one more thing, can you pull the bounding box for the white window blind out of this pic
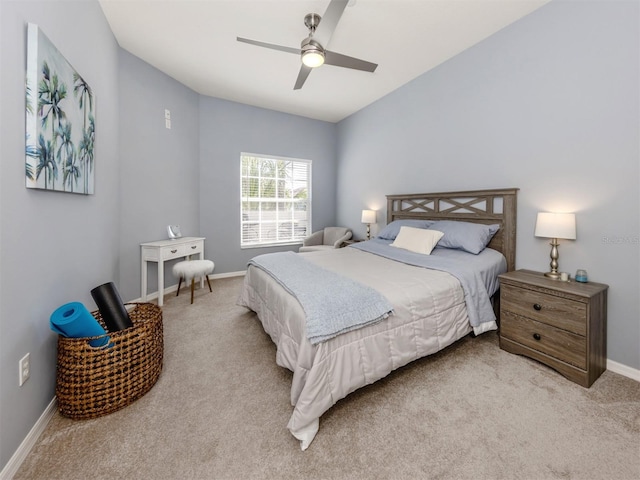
[240,153,311,247]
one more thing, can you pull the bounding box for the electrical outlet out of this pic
[19,353,30,386]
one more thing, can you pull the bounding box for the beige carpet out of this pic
[15,276,640,480]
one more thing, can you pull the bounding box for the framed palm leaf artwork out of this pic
[25,23,95,194]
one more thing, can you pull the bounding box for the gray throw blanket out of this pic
[248,252,394,344]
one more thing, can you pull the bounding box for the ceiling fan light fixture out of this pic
[302,49,325,68]
[301,37,325,68]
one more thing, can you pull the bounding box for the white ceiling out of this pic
[98,0,550,123]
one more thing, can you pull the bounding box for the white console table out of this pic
[140,237,205,307]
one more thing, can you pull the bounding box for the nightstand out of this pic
[498,269,608,387]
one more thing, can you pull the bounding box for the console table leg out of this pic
[157,259,164,307]
[141,260,148,302]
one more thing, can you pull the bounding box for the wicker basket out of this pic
[55,302,163,419]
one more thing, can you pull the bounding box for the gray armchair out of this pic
[299,227,352,252]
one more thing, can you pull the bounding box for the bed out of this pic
[238,188,518,450]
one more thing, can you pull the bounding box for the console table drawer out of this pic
[162,245,186,260]
[185,241,203,255]
[501,311,587,369]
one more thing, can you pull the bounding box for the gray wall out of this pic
[118,49,201,301]
[198,96,338,273]
[0,0,120,470]
[336,0,639,369]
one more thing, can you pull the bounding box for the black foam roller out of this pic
[90,282,133,332]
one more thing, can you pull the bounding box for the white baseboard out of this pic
[0,397,57,480]
[607,359,640,382]
[212,270,246,279]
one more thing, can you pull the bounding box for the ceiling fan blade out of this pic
[324,50,378,72]
[293,65,313,90]
[313,0,348,46]
[236,37,300,55]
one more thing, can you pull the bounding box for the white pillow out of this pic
[390,226,444,255]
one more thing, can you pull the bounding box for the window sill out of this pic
[241,241,303,250]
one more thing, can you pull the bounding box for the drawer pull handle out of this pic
[191,245,197,249]
[533,333,541,341]
[533,303,542,311]
[170,249,177,254]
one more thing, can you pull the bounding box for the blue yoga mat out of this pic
[50,302,110,348]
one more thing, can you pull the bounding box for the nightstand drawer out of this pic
[502,285,586,336]
[501,311,587,369]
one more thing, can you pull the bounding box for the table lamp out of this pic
[534,212,576,279]
[361,210,376,240]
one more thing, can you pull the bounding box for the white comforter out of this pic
[238,247,481,450]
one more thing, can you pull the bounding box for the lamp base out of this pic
[544,238,561,280]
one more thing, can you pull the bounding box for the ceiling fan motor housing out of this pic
[301,37,324,53]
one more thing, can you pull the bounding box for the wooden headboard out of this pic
[386,188,519,272]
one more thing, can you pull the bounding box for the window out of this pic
[240,153,311,247]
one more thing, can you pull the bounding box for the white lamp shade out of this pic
[361,209,376,224]
[534,212,576,240]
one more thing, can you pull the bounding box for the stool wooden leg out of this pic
[206,275,212,292]
[190,278,195,304]
[176,277,183,296]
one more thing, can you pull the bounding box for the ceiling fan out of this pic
[237,0,378,90]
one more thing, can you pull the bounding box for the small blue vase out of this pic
[575,269,588,283]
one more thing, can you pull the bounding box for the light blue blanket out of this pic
[248,252,394,345]
[350,239,506,328]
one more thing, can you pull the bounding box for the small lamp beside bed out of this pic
[361,209,376,240]
[534,212,576,280]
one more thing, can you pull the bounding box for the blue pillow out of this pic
[428,221,500,254]
[377,219,435,240]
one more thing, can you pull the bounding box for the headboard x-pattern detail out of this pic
[386,188,519,272]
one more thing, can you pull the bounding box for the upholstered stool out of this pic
[172,259,214,304]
